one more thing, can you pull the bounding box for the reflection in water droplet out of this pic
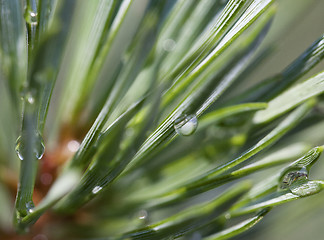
[174,114,198,136]
[280,167,308,189]
[92,186,102,194]
[162,39,176,52]
[15,132,45,160]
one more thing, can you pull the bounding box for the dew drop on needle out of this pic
[289,180,323,197]
[26,10,38,26]
[174,114,198,136]
[15,132,45,160]
[35,132,45,160]
[15,136,24,160]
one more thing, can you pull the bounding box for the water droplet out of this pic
[15,136,24,160]
[174,114,198,136]
[15,132,45,160]
[136,210,150,225]
[138,210,148,220]
[279,167,308,189]
[25,9,38,26]
[162,39,176,52]
[67,140,80,153]
[30,13,37,24]
[289,180,323,197]
[26,92,35,104]
[224,213,231,220]
[35,132,45,160]
[26,201,35,214]
[92,186,102,194]
[20,89,36,105]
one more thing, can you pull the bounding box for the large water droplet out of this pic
[279,167,308,189]
[174,114,198,136]
[15,132,45,160]
[289,180,323,197]
[92,186,102,194]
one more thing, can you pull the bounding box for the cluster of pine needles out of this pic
[0,0,324,239]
